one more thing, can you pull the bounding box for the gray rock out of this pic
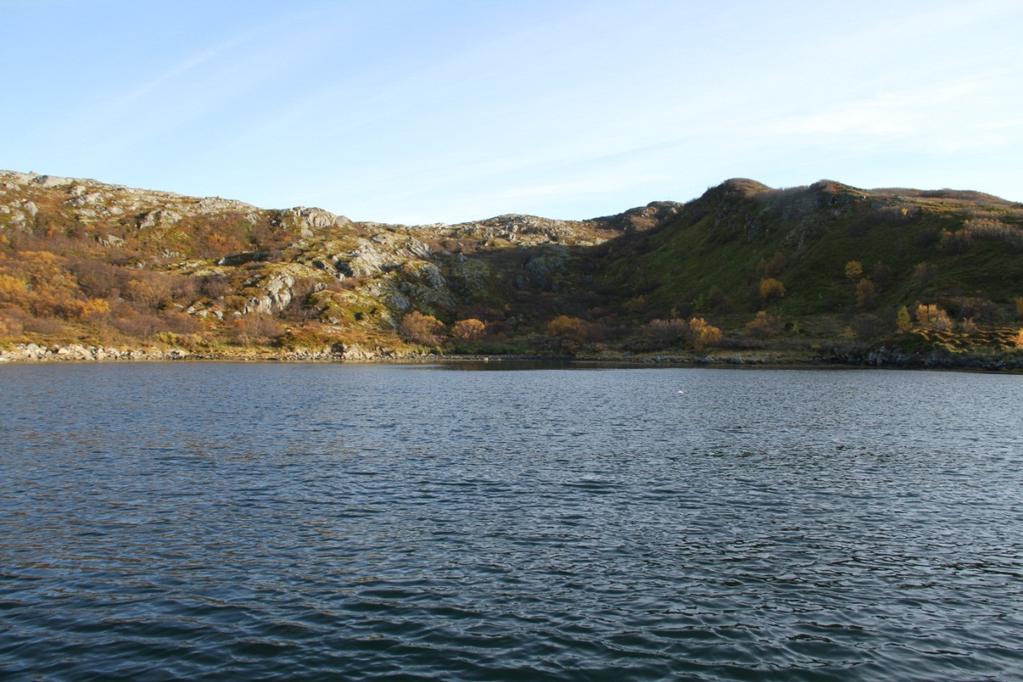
[33,174,74,188]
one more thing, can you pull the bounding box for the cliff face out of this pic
[1,169,1021,364]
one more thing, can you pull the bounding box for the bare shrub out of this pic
[645,318,688,347]
[400,311,446,346]
[855,279,877,310]
[200,274,231,299]
[231,314,284,345]
[69,259,124,298]
[22,316,66,336]
[111,310,168,338]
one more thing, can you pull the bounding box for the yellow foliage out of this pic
[79,298,111,319]
[1015,329,1023,348]
[758,278,785,301]
[896,305,913,332]
[915,304,953,332]
[0,274,28,300]
[688,316,722,349]
[844,260,864,280]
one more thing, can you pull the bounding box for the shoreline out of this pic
[2,342,1021,372]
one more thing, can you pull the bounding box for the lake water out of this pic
[1,363,1022,680]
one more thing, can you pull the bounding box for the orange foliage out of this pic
[758,278,785,301]
[546,315,588,340]
[452,318,486,341]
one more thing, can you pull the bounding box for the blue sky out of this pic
[2,0,1020,222]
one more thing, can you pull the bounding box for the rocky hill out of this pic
[1,170,1021,367]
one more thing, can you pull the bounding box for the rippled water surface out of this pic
[2,363,1022,680]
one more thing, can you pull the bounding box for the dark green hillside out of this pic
[600,179,1023,315]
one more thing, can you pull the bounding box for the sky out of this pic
[1,0,1021,223]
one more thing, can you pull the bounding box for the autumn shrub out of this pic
[960,218,1023,250]
[231,314,284,345]
[758,278,785,302]
[69,259,124,298]
[0,307,24,335]
[915,304,953,332]
[1015,329,1023,349]
[110,310,168,338]
[645,318,688,347]
[452,318,487,341]
[844,260,864,280]
[546,315,589,353]
[1016,297,1023,320]
[687,316,722,350]
[746,311,780,338]
[22,316,66,336]
[125,274,174,309]
[200,274,231,299]
[400,311,446,346]
[855,278,877,309]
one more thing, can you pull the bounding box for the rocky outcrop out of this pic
[0,343,191,362]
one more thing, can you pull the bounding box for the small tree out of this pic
[844,260,864,280]
[915,304,953,332]
[855,278,877,310]
[400,311,446,346]
[896,305,913,332]
[758,278,785,302]
[546,315,589,353]
[452,318,486,341]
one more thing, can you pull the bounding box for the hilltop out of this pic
[1,170,1021,367]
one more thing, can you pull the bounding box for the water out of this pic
[1,363,1022,680]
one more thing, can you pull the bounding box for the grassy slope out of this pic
[599,181,1023,319]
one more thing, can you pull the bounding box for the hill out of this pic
[1,170,1021,367]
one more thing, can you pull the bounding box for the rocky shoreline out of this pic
[0,342,425,364]
[2,342,1021,371]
